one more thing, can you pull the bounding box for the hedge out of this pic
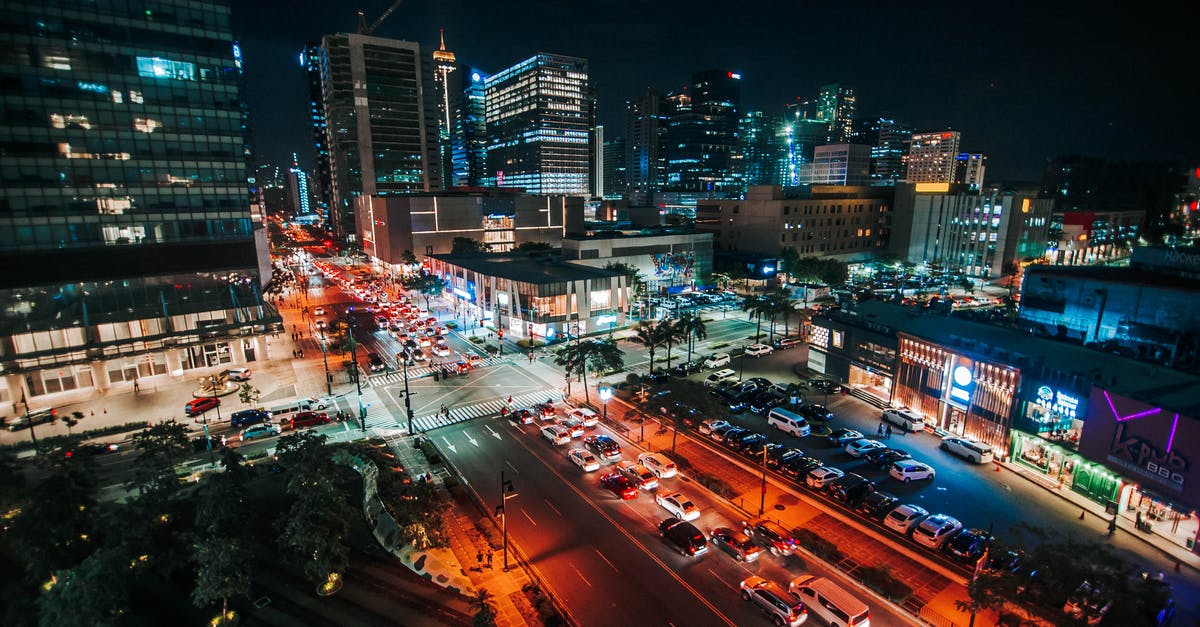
[791,527,844,562]
[0,420,150,453]
[693,471,737,499]
[856,565,913,602]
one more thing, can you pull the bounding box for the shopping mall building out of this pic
[810,300,1200,553]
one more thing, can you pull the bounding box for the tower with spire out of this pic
[433,29,457,189]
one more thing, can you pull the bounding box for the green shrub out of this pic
[469,336,484,344]
[0,420,150,453]
[857,565,912,602]
[710,342,729,349]
[484,344,499,355]
[625,373,641,386]
[415,438,443,465]
[445,321,458,329]
[791,527,844,562]
[693,472,737,498]
[516,338,546,349]
[667,451,691,470]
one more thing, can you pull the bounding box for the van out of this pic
[773,336,804,350]
[881,407,925,433]
[7,408,56,431]
[704,369,738,388]
[768,407,811,437]
[267,396,329,418]
[789,575,871,627]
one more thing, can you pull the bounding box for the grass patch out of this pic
[692,471,737,498]
[710,342,730,350]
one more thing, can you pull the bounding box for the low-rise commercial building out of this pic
[1047,209,1143,266]
[561,229,713,295]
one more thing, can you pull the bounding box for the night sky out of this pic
[235,0,1198,182]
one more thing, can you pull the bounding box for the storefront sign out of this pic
[596,314,617,326]
[947,358,975,408]
[1036,385,1080,418]
[1109,422,1189,490]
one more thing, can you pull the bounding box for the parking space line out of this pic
[569,562,592,587]
[595,549,619,572]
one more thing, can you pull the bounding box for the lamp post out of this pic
[320,333,331,396]
[202,375,220,468]
[497,470,518,572]
[598,385,613,422]
[759,443,769,516]
[399,352,415,434]
[347,310,366,432]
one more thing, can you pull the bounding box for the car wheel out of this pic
[741,590,752,602]
[735,553,744,562]
[940,442,948,451]
[970,455,979,463]
[773,616,786,626]
[904,477,912,483]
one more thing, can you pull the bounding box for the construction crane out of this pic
[356,0,406,36]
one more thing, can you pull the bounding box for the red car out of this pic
[185,397,220,416]
[599,472,639,500]
[286,411,330,430]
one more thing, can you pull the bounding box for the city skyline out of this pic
[236,0,1196,181]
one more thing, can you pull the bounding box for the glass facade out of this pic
[665,70,741,195]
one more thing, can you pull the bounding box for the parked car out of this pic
[731,432,770,454]
[240,423,281,442]
[944,528,994,564]
[659,517,708,557]
[767,446,805,469]
[185,397,220,416]
[699,419,731,435]
[826,428,863,446]
[940,436,995,464]
[805,466,845,490]
[708,423,736,442]
[599,472,638,500]
[556,417,586,439]
[883,503,929,535]
[639,452,678,479]
[855,490,900,520]
[744,343,774,357]
[772,336,804,350]
[567,448,601,472]
[656,492,700,521]
[798,404,834,423]
[615,461,658,490]
[670,360,703,377]
[844,438,887,458]
[742,519,798,556]
[780,456,823,480]
[864,447,912,468]
[223,367,252,381]
[703,369,739,388]
[912,513,963,549]
[710,527,762,563]
[808,379,843,394]
[739,576,808,627]
[882,407,926,433]
[828,473,875,504]
[890,459,936,483]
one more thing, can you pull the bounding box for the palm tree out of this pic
[471,588,497,627]
[553,343,588,398]
[587,340,625,382]
[741,294,768,340]
[556,339,623,404]
[662,319,684,371]
[762,291,792,343]
[677,312,708,363]
[632,321,665,374]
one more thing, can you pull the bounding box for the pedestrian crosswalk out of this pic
[365,355,512,387]
[408,390,559,433]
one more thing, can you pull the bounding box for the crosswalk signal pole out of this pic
[498,470,518,572]
[403,355,415,434]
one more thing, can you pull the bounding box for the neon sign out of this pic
[1036,385,1080,418]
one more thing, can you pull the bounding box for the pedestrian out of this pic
[508,395,514,404]
[133,379,140,392]
[1108,516,1118,536]
[299,349,304,358]
[500,406,508,418]
[877,422,884,437]
[486,551,493,568]
[885,424,893,439]
[476,550,483,564]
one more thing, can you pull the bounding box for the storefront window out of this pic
[849,364,892,403]
[1019,385,1084,450]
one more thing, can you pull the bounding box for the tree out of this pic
[661,319,684,371]
[677,312,708,364]
[237,382,260,405]
[761,291,793,343]
[472,588,498,627]
[37,547,131,627]
[411,273,447,310]
[631,321,665,374]
[741,294,768,339]
[778,246,800,281]
[513,241,554,253]
[818,258,848,286]
[450,237,490,254]
[554,339,623,404]
[4,466,97,581]
[191,450,253,622]
[400,249,418,265]
[274,431,351,586]
[1002,259,1022,299]
[586,339,625,381]
[130,420,190,499]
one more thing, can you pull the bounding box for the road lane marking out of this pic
[544,498,562,516]
[521,508,537,526]
[464,430,479,447]
[506,460,520,474]
[708,569,737,592]
[485,424,501,440]
[594,549,618,572]
[569,563,592,587]
[441,436,457,453]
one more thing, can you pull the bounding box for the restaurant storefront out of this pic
[807,315,898,406]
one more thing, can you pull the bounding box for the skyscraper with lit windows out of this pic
[0,0,277,416]
[817,83,856,143]
[666,69,742,196]
[484,53,593,195]
[906,131,962,184]
[452,66,488,187]
[432,30,457,191]
[301,41,331,219]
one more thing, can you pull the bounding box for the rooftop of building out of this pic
[821,300,1200,416]
[1023,263,1200,291]
[430,252,621,284]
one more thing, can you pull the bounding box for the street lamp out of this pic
[320,332,331,396]
[496,470,518,572]
[598,385,613,422]
[397,352,415,434]
[759,443,769,516]
[346,309,366,433]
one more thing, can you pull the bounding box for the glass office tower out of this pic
[0,0,277,413]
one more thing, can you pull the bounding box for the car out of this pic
[890,459,936,483]
[912,513,963,549]
[855,490,900,520]
[882,503,929,535]
[742,519,798,556]
[615,461,659,490]
[845,438,887,458]
[744,343,774,357]
[828,473,875,504]
[534,402,557,420]
[808,378,843,394]
[700,350,729,365]
[315,319,328,330]
[409,348,427,361]
[944,528,994,564]
[699,418,731,435]
[864,447,912,468]
[67,442,121,457]
[669,360,703,377]
[465,354,484,368]
[710,527,762,563]
[981,548,1024,576]
[240,423,281,441]
[703,368,739,388]
[748,390,786,414]
[798,404,834,423]
[185,397,220,416]
[599,472,639,499]
[739,576,808,627]
[659,517,708,557]
[556,417,585,438]
[367,353,386,372]
[417,336,433,348]
[432,344,452,357]
[511,408,535,425]
[732,432,770,454]
[708,423,736,442]
[230,408,271,428]
[772,336,804,350]
[881,407,926,433]
[826,428,863,446]
[286,411,330,430]
[567,448,601,472]
[743,439,780,459]
[726,390,759,412]
[541,425,570,446]
[583,434,621,462]
[638,452,678,479]
[568,407,599,427]
[805,466,845,490]
[766,446,804,469]
[223,367,252,381]
[780,456,823,480]
[721,426,750,446]
[940,436,995,464]
[655,492,700,521]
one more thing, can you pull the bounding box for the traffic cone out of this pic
[1079,509,1086,521]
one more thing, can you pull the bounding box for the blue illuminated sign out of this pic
[947,361,975,408]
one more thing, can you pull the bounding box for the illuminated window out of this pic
[589,290,610,310]
[133,117,160,133]
[832,330,844,349]
[136,56,196,81]
[49,114,92,130]
[42,52,71,70]
[129,90,144,104]
[111,90,124,103]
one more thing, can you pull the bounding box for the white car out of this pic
[699,419,730,435]
[418,336,433,348]
[432,344,452,357]
[703,353,731,368]
[882,407,926,433]
[805,466,844,490]
[744,343,774,357]
[557,417,585,439]
[845,438,887,458]
[883,504,929,535]
[638,452,678,479]
[940,436,995,464]
[615,461,659,490]
[541,425,570,446]
[704,369,739,388]
[912,513,963,549]
[568,448,601,472]
[224,367,252,382]
[315,320,328,330]
[568,407,599,428]
[313,306,326,316]
[656,492,700,521]
[890,459,936,483]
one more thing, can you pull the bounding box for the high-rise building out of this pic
[740,111,786,187]
[318,33,442,242]
[780,104,829,186]
[432,29,457,191]
[602,135,628,198]
[906,131,961,184]
[0,0,278,414]
[484,53,593,195]
[797,144,872,186]
[867,117,912,185]
[666,70,742,195]
[286,154,313,215]
[953,153,987,190]
[301,42,331,219]
[593,125,606,198]
[817,83,856,143]
[626,88,671,205]
[451,67,488,187]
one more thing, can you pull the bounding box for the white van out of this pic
[704,369,739,388]
[767,407,811,437]
[881,407,925,433]
[789,575,870,627]
[268,396,333,419]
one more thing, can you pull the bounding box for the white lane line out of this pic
[506,460,520,474]
[569,563,592,587]
[709,569,737,592]
[544,498,562,516]
[595,549,619,572]
[521,508,537,526]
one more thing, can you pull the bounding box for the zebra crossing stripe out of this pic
[407,390,554,432]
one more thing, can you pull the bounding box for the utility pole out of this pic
[403,355,415,434]
[347,312,365,432]
[320,332,331,396]
[497,470,518,572]
[759,443,768,516]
